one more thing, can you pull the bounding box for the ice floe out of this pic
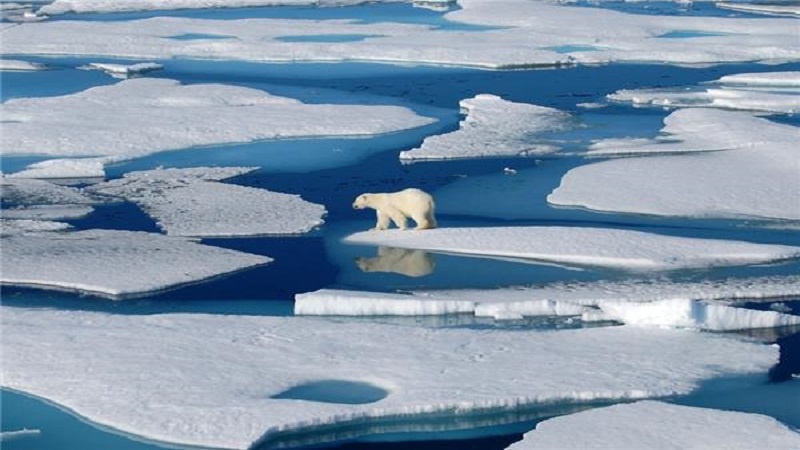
[0,59,46,71]
[5,0,800,68]
[297,275,800,330]
[79,62,163,78]
[88,167,326,236]
[344,226,800,271]
[1,177,99,220]
[608,71,800,114]
[550,109,800,221]
[0,78,436,170]
[399,94,575,161]
[0,229,271,297]
[508,400,800,450]
[7,158,108,180]
[1,306,779,449]
[717,2,800,17]
[38,0,391,15]
[1,219,72,236]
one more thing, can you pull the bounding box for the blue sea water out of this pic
[2,3,800,450]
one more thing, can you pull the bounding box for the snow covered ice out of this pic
[1,78,435,175]
[1,306,781,449]
[344,226,800,271]
[88,167,326,236]
[0,229,271,297]
[550,109,800,222]
[399,94,575,161]
[508,400,800,450]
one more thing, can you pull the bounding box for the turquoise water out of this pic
[3,3,800,450]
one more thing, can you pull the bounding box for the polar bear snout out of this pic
[352,194,369,209]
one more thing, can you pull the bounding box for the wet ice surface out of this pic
[1,305,780,449]
[508,400,800,450]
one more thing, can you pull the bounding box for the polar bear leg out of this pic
[389,211,408,230]
[412,211,436,230]
[375,211,391,230]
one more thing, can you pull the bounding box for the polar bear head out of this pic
[352,193,372,209]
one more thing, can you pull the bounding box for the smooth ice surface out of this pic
[399,94,574,161]
[0,229,271,297]
[88,167,326,236]
[38,0,391,15]
[508,400,800,450]
[551,109,800,221]
[5,0,800,67]
[0,78,435,168]
[344,226,800,271]
[608,71,800,114]
[296,274,800,324]
[1,306,779,449]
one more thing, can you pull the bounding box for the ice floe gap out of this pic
[549,109,800,221]
[0,229,271,297]
[0,78,436,175]
[5,0,800,68]
[608,71,800,114]
[296,275,800,330]
[399,94,576,161]
[344,226,800,271]
[1,306,779,449]
[508,400,800,450]
[88,167,326,236]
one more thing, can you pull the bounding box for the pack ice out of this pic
[1,306,780,449]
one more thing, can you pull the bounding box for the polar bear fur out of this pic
[353,188,436,230]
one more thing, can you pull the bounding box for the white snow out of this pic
[608,72,800,114]
[4,1,800,68]
[344,226,800,271]
[1,219,72,235]
[399,94,575,161]
[38,0,392,15]
[0,59,46,71]
[551,109,800,221]
[0,78,436,169]
[717,2,800,17]
[1,177,99,220]
[296,275,800,330]
[1,205,94,220]
[88,167,326,236]
[508,400,800,450]
[79,62,163,78]
[1,305,779,449]
[7,157,109,179]
[0,229,271,297]
[598,298,800,331]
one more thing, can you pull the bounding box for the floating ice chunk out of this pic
[400,94,574,161]
[0,428,41,442]
[79,62,163,78]
[0,59,46,71]
[6,1,800,68]
[608,72,800,114]
[297,275,800,320]
[1,205,94,220]
[38,0,385,15]
[88,167,326,236]
[551,109,800,221]
[717,2,800,17]
[1,219,72,236]
[0,78,436,166]
[508,400,800,450]
[8,157,109,180]
[0,229,271,297]
[1,306,778,449]
[344,226,800,271]
[598,298,800,331]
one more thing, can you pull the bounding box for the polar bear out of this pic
[352,188,436,230]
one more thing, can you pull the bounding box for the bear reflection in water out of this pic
[355,246,436,278]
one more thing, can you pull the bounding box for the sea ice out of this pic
[608,71,800,114]
[79,62,164,78]
[88,167,326,236]
[717,2,800,17]
[399,94,575,161]
[344,226,800,271]
[1,306,779,449]
[5,1,800,68]
[0,229,271,297]
[1,219,72,236]
[38,0,393,15]
[7,157,108,179]
[0,78,436,170]
[508,400,800,450]
[0,59,46,71]
[1,177,99,220]
[550,109,800,221]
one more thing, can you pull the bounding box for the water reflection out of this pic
[355,247,436,278]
